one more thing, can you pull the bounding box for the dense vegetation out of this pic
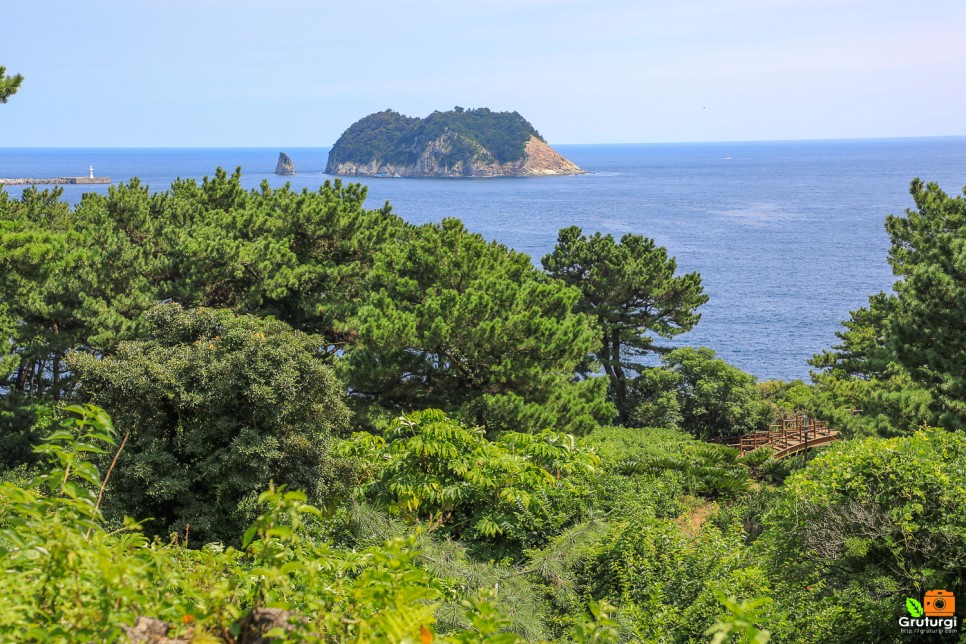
[1,171,965,642]
[325,107,545,171]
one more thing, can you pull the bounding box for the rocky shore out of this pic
[328,135,584,178]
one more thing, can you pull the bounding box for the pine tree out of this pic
[0,66,23,103]
[885,178,966,429]
[344,219,611,434]
[542,226,707,424]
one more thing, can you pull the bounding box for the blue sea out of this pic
[2,138,966,382]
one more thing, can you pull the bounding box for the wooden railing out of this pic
[714,414,839,459]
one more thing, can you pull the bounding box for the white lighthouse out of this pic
[89,165,94,179]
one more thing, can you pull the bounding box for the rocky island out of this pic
[325,107,583,177]
[274,152,295,176]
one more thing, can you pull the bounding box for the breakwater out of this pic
[0,177,111,185]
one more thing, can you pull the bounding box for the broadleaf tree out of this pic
[68,303,352,543]
[542,226,708,424]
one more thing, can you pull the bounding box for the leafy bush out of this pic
[662,347,771,439]
[342,409,599,551]
[757,428,966,641]
[0,405,529,643]
[69,304,352,543]
[580,510,750,639]
[586,425,751,500]
[626,366,683,428]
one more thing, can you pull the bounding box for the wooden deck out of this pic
[718,414,839,459]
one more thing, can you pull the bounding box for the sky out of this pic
[1,0,964,147]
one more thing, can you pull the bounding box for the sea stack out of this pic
[325,108,584,177]
[274,152,296,176]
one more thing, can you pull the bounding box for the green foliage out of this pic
[581,426,691,519]
[758,429,966,640]
[327,107,544,170]
[418,517,614,641]
[0,405,517,643]
[810,179,966,436]
[704,593,772,644]
[0,171,404,409]
[580,508,751,639]
[568,600,619,643]
[343,409,599,550]
[0,66,23,103]
[709,487,781,544]
[164,171,405,346]
[619,441,752,500]
[69,304,352,543]
[764,429,966,589]
[583,424,753,511]
[625,365,683,429]
[659,347,771,439]
[344,218,612,434]
[0,404,148,640]
[542,226,707,424]
[568,425,779,640]
[884,179,966,430]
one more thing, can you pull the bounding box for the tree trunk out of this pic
[52,354,61,401]
[25,359,36,396]
[15,361,28,391]
[611,328,627,425]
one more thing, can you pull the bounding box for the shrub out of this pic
[663,347,771,439]
[758,428,966,641]
[342,409,599,552]
[69,303,352,543]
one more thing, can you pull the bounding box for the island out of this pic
[325,107,583,177]
[274,152,296,176]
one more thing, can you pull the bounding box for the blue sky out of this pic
[2,0,964,146]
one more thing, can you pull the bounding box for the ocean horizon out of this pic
[3,136,966,382]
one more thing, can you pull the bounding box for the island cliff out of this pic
[325,108,583,177]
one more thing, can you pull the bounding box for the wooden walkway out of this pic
[720,414,839,459]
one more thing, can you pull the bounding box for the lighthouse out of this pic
[89,165,94,179]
